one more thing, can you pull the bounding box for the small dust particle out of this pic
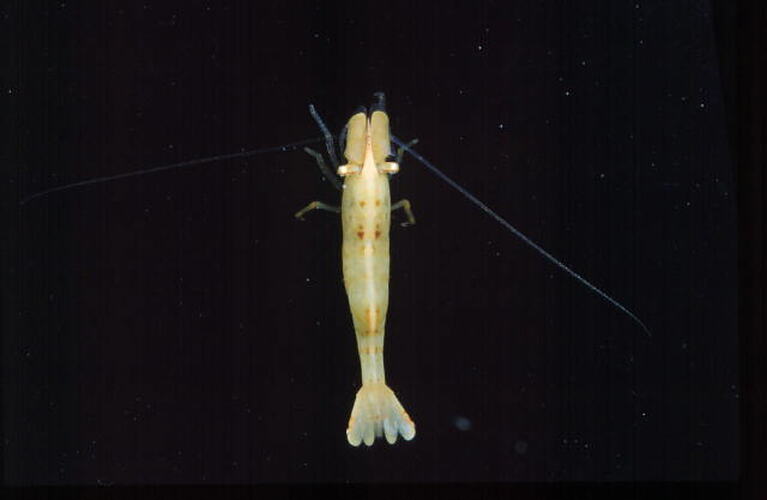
[454,416,472,431]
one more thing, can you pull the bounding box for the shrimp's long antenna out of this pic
[20,137,322,205]
[308,104,341,169]
[391,135,651,338]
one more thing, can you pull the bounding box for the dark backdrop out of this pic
[7,0,738,484]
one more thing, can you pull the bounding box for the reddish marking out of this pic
[359,346,383,354]
[374,230,381,239]
[375,199,381,206]
[357,231,364,239]
[361,328,379,337]
[359,200,366,207]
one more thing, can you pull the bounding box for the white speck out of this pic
[477,45,483,51]
[580,60,587,66]
[305,277,310,282]
[599,173,605,179]
[7,88,13,95]
[498,123,504,130]
[454,416,472,431]
[635,3,640,8]
[699,102,705,109]
[638,39,644,45]
[641,411,647,417]
[558,76,564,82]
[681,96,688,102]
[685,201,691,207]
[564,90,571,96]
[313,33,319,38]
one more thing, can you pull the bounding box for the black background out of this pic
[6,0,742,486]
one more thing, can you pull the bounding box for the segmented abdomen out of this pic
[341,172,391,384]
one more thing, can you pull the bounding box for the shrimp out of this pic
[295,93,415,446]
[21,92,650,448]
[294,92,649,447]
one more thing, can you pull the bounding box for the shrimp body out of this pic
[338,109,415,446]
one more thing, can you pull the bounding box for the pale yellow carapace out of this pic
[296,96,416,446]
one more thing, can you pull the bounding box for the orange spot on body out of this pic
[359,346,383,354]
[359,200,366,207]
[375,199,381,206]
[357,231,364,239]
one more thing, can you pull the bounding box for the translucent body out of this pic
[339,111,415,446]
